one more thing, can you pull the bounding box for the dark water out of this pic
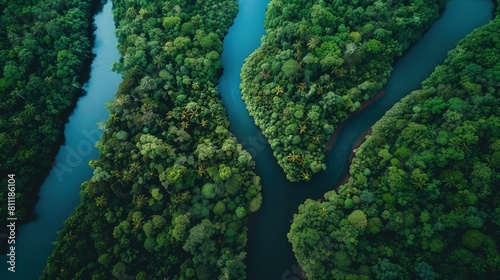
[0,1,121,278]
[0,0,493,278]
[217,0,494,279]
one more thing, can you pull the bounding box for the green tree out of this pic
[163,16,181,29]
[348,210,367,230]
[462,229,485,249]
[201,183,216,199]
[201,32,222,52]
[173,213,191,241]
[281,58,299,77]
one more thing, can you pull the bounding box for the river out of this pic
[0,1,121,279]
[217,0,494,279]
[0,0,493,279]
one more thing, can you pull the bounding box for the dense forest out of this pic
[42,0,262,279]
[0,0,99,228]
[288,8,500,279]
[2,0,498,279]
[240,0,447,182]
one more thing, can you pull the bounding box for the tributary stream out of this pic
[0,1,121,279]
[0,0,494,279]
[217,0,494,279]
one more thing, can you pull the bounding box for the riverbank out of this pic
[0,1,122,278]
[290,8,500,277]
[230,0,498,278]
[333,128,372,191]
[42,0,264,278]
[0,0,102,251]
[326,88,385,152]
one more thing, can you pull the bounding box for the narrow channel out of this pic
[0,1,121,278]
[0,0,493,278]
[217,0,494,279]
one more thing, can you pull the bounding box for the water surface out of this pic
[0,0,493,278]
[217,0,494,279]
[0,2,121,278]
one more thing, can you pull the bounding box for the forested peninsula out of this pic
[240,0,447,182]
[288,7,500,279]
[42,0,262,279]
[0,0,99,227]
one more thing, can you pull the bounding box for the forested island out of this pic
[288,5,500,279]
[0,0,99,227]
[42,0,262,279]
[240,0,448,182]
[0,0,498,279]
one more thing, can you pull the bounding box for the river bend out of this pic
[0,0,493,279]
[217,0,494,279]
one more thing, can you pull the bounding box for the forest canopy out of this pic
[0,0,99,228]
[3,0,498,279]
[288,12,500,279]
[240,0,447,182]
[42,0,262,279]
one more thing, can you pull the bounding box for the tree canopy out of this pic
[42,1,261,279]
[240,0,447,181]
[288,13,500,279]
[0,0,99,228]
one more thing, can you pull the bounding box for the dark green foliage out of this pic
[0,0,99,227]
[42,0,261,279]
[241,0,446,181]
[288,16,500,279]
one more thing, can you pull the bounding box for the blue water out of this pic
[0,0,493,278]
[0,2,121,278]
[217,0,494,279]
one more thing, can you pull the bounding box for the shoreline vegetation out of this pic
[325,0,500,238]
[0,0,101,246]
[333,128,373,192]
[42,1,262,279]
[289,10,500,279]
[326,88,384,152]
[240,0,446,182]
